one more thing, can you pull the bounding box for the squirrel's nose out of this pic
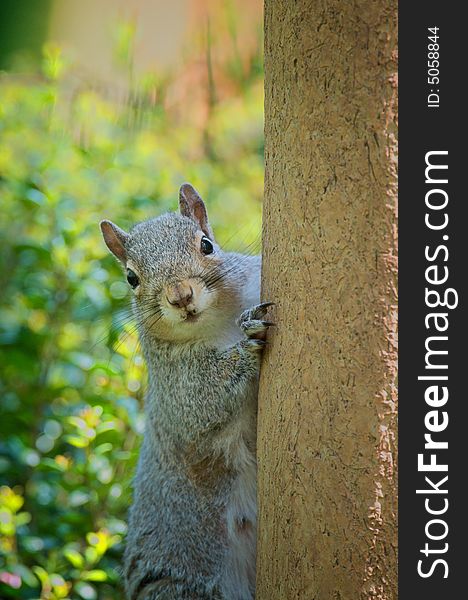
[166,284,193,309]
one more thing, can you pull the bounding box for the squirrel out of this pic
[100,183,272,600]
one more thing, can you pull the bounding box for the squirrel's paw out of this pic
[238,302,275,341]
[241,338,267,353]
[237,302,274,325]
[240,319,274,339]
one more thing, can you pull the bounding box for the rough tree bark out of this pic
[257,1,397,599]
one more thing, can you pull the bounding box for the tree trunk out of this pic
[257,1,398,599]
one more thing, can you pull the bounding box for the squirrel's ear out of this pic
[179,183,214,239]
[100,220,129,263]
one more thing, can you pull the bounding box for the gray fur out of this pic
[100,187,269,600]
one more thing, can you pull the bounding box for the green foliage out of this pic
[0,28,263,600]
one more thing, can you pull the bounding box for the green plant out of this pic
[0,19,263,599]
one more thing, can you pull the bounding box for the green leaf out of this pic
[96,421,118,434]
[15,510,32,526]
[82,570,108,582]
[84,547,98,565]
[64,548,84,569]
[95,442,113,454]
[41,457,67,471]
[75,581,97,600]
[33,565,50,586]
[64,435,89,448]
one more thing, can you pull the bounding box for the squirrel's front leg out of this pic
[196,302,273,429]
[214,302,275,410]
[230,301,275,375]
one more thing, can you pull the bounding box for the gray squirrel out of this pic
[100,183,272,600]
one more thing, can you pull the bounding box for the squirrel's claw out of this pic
[237,301,275,326]
[252,302,275,319]
[244,338,267,352]
[240,319,275,336]
[240,319,273,337]
[258,301,275,309]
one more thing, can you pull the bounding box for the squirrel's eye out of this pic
[200,236,214,255]
[126,269,140,289]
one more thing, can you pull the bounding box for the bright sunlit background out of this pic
[0,1,263,598]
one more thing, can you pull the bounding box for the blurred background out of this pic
[0,1,263,598]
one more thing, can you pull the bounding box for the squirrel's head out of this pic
[100,184,240,343]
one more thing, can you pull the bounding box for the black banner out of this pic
[399,3,467,597]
